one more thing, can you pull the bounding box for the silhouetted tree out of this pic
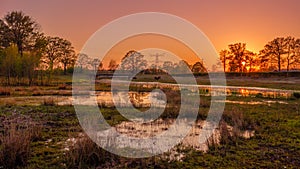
[43,36,63,71]
[108,59,118,71]
[244,50,259,72]
[90,58,103,73]
[284,36,300,72]
[292,39,300,68]
[162,61,174,73]
[191,61,206,73]
[261,37,286,72]
[119,50,147,73]
[174,60,191,73]
[228,43,247,72]
[57,39,75,75]
[75,53,89,72]
[0,11,40,56]
[219,50,230,72]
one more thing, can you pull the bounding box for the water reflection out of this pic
[95,118,254,155]
[0,89,293,106]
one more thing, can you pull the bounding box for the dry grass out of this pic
[65,134,119,169]
[3,99,16,106]
[43,97,56,106]
[0,87,11,96]
[0,114,42,169]
[58,84,67,90]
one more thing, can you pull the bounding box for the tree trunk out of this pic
[223,58,226,72]
[278,54,281,72]
[17,41,23,57]
[63,63,67,75]
[287,57,290,78]
[50,60,54,72]
[287,58,290,72]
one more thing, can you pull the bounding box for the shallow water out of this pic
[0,90,291,106]
[113,80,297,99]
[1,80,297,106]
[73,118,254,160]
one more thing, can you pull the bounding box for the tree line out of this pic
[105,50,206,74]
[0,11,78,85]
[219,37,300,72]
[1,11,299,85]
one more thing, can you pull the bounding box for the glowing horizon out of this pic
[1,0,300,67]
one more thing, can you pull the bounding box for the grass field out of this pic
[0,95,300,168]
[1,74,300,168]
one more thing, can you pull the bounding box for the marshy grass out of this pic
[0,114,42,169]
[0,87,11,96]
[43,97,56,106]
[65,134,121,169]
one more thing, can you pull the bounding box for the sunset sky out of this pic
[1,0,300,67]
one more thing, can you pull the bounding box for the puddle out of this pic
[89,118,254,160]
[216,100,288,105]
[62,118,254,160]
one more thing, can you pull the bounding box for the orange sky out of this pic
[102,34,200,67]
[1,0,300,67]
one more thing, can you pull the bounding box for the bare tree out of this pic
[219,49,230,72]
[261,37,286,72]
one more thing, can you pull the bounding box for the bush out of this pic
[255,93,263,98]
[65,134,119,169]
[293,92,300,99]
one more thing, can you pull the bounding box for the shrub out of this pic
[65,134,119,169]
[255,93,263,98]
[293,92,300,99]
